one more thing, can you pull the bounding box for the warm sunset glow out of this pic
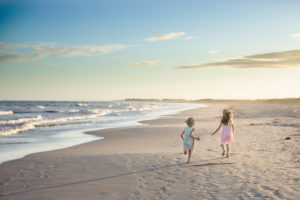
[1,0,300,100]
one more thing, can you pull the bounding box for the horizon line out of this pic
[1,97,300,102]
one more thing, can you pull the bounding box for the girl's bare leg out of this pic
[221,144,225,156]
[226,144,229,158]
[187,149,192,163]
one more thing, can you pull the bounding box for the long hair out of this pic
[185,117,195,127]
[221,109,233,125]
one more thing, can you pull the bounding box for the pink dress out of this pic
[221,124,233,144]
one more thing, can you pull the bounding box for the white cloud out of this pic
[0,42,28,49]
[33,46,91,58]
[145,32,185,42]
[88,44,125,53]
[290,32,300,40]
[33,44,126,58]
[129,60,161,67]
[0,42,127,64]
[175,49,300,69]
[208,50,219,54]
[0,51,31,63]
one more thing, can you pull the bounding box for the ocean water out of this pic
[0,101,205,164]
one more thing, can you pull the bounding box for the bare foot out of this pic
[226,155,229,158]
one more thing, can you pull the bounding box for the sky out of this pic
[0,0,300,100]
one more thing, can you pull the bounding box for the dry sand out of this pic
[0,101,299,199]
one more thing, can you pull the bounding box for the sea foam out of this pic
[0,115,43,125]
[0,111,14,115]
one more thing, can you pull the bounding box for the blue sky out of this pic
[1,0,300,100]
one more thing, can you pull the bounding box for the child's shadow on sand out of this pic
[1,158,235,197]
[190,162,234,167]
[190,157,235,167]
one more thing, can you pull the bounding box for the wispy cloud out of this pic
[175,49,300,69]
[87,44,125,53]
[0,42,28,49]
[129,60,161,67]
[33,44,126,58]
[33,46,91,58]
[145,32,185,42]
[208,50,219,54]
[290,32,300,40]
[0,42,127,64]
[0,51,31,63]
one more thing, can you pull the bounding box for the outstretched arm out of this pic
[190,128,200,141]
[212,123,222,136]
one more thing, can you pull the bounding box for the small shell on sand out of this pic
[285,137,291,140]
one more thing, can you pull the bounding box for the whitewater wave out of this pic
[0,115,43,125]
[0,123,36,136]
[0,111,13,115]
[45,109,79,113]
[137,106,155,111]
[96,104,113,108]
[36,121,96,128]
[0,112,109,136]
[68,109,80,113]
[0,101,200,137]
[81,109,111,115]
[76,103,89,107]
[121,105,154,112]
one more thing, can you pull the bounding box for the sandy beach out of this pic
[0,100,300,199]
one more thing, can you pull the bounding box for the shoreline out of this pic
[85,103,206,137]
[1,101,299,199]
[0,103,204,165]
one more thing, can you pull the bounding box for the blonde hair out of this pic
[185,117,195,127]
[221,109,233,125]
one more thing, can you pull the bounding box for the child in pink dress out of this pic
[211,109,235,158]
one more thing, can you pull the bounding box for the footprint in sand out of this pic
[262,185,273,191]
[160,186,167,192]
[40,174,48,178]
[274,190,283,198]
[0,178,10,186]
[165,179,175,184]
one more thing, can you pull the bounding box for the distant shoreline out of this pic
[124,97,300,103]
[1,97,300,103]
